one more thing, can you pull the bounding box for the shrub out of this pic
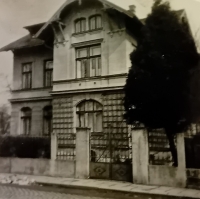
[0,136,50,159]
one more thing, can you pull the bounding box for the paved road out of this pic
[0,184,113,199]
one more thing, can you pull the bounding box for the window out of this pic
[89,15,102,30]
[75,18,86,33]
[43,106,52,136]
[21,107,31,135]
[76,100,103,133]
[76,45,101,78]
[22,63,32,89]
[44,60,53,87]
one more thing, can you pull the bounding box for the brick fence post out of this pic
[75,128,90,179]
[132,128,149,184]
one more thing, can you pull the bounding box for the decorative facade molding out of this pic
[71,38,104,48]
[107,28,126,38]
[50,86,124,95]
[12,87,52,93]
[53,73,127,84]
[10,96,53,103]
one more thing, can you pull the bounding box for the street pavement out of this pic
[0,184,113,199]
[0,174,200,199]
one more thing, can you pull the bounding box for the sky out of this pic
[0,0,200,106]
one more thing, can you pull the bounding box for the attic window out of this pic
[89,15,102,30]
[75,18,86,33]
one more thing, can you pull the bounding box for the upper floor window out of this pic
[76,45,101,78]
[75,18,86,33]
[21,107,31,135]
[44,60,53,87]
[43,106,52,136]
[89,15,102,30]
[22,63,32,89]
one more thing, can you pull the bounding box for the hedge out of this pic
[0,136,50,159]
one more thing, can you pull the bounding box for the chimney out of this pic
[129,5,136,14]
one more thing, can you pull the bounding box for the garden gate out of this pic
[90,128,132,182]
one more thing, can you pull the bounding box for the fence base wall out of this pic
[187,169,200,189]
[149,165,185,187]
[0,158,75,178]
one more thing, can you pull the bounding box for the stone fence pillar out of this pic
[176,133,186,187]
[132,128,149,184]
[51,133,57,160]
[75,128,90,179]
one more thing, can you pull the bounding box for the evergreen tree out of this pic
[124,0,199,166]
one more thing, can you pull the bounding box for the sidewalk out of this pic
[0,173,200,199]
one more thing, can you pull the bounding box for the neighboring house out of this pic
[0,23,54,136]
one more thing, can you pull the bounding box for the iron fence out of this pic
[90,132,132,163]
[185,123,200,168]
[148,129,174,166]
[57,133,76,160]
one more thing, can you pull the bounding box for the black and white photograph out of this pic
[0,0,200,198]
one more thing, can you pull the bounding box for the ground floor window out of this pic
[43,106,52,136]
[21,107,31,135]
[76,100,103,133]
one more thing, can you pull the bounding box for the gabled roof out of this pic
[0,34,44,52]
[35,0,139,38]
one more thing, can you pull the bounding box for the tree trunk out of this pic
[165,129,178,167]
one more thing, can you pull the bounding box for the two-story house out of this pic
[1,1,142,138]
[35,0,144,164]
[0,0,189,182]
[0,0,145,181]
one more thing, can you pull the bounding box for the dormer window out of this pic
[75,18,86,33]
[89,15,102,30]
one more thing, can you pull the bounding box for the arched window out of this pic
[76,100,102,133]
[43,106,52,136]
[75,18,86,33]
[89,15,102,30]
[21,107,31,135]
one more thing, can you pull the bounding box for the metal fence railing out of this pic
[57,133,76,160]
[148,129,174,166]
[185,124,200,169]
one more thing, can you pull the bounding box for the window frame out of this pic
[21,107,32,135]
[76,100,103,133]
[75,44,102,78]
[44,60,53,88]
[43,106,52,136]
[22,62,32,90]
[74,18,86,33]
[89,14,102,31]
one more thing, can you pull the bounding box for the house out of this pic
[0,0,144,181]
[0,0,193,183]
[0,23,53,137]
